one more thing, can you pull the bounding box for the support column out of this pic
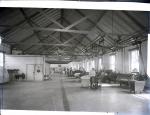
[147,34,150,76]
[147,12,150,77]
[145,12,150,90]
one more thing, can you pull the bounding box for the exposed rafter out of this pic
[1,10,41,38]
[1,8,148,58]
[122,11,146,31]
[21,18,62,53]
[20,8,49,53]
[73,10,111,53]
[75,10,115,46]
[37,9,65,29]
[23,33,59,53]
[31,27,89,34]
[6,42,74,47]
[64,15,91,30]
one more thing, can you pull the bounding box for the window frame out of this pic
[109,54,116,71]
[98,57,102,70]
[0,52,4,67]
[129,48,140,72]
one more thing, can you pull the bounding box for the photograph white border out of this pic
[0,1,150,11]
[0,1,150,115]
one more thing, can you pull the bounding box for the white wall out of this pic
[5,55,45,81]
[45,62,50,75]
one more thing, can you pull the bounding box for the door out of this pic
[26,64,35,80]
[34,64,43,81]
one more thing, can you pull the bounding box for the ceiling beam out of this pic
[38,9,90,31]
[63,34,80,44]
[61,17,89,53]
[37,9,65,29]
[20,18,62,53]
[6,42,73,47]
[4,9,63,54]
[62,17,91,43]
[122,11,146,31]
[20,9,41,41]
[47,35,88,56]
[0,25,12,28]
[1,10,41,38]
[15,26,88,34]
[48,34,62,43]
[23,33,60,53]
[64,15,90,30]
[20,8,48,53]
[74,10,112,52]
[115,11,137,31]
[75,10,115,46]
[30,27,89,34]
[26,53,91,57]
[18,17,61,43]
[119,31,146,44]
[43,18,87,54]
[46,35,72,54]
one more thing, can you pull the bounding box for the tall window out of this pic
[83,61,86,70]
[99,58,102,70]
[77,63,80,70]
[0,36,2,44]
[91,60,95,69]
[129,49,139,72]
[110,54,116,71]
[0,52,3,67]
[86,61,90,72]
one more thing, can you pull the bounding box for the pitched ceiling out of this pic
[0,8,148,59]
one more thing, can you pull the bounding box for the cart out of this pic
[129,80,145,94]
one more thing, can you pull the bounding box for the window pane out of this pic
[130,50,139,72]
[91,60,95,69]
[99,58,102,70]
[0,52,3,67]
[110,55,115,71]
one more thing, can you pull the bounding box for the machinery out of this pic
[90,76,99,89]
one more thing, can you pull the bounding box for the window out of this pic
[82,61,86,70]
[99,58,102,70]
[91,60,95,69]
[147,34,150,77]
[86,61,90,72]
[110,54,116,71]
[0,36,1,44]
[129,49,139,72]
[0,52,3,67]
[77,63,80,70]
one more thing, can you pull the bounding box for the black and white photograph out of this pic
[86,0,149,3]
[74,0,150,3]
[0,7,150,115]
[0,0,150,3]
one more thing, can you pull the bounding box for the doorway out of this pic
[26,64,44,81]
[26,64,35,80]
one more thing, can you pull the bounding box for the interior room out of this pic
[77,0,149,3]
[0,0,149,2]
[0,7,150,114]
